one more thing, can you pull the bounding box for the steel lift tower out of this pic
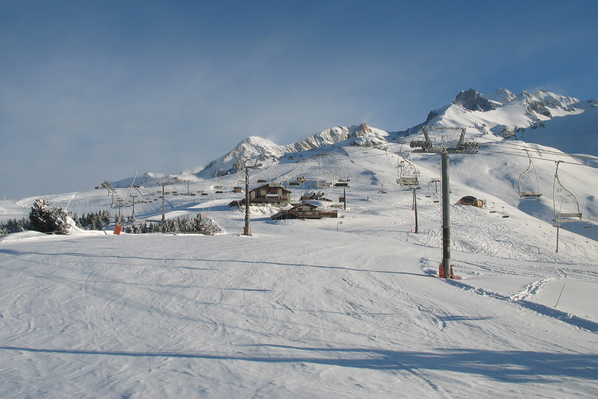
[411,127,479,278]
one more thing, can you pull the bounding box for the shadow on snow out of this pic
[0,345,596,384]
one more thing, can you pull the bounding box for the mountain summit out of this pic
[453,88,497,112]
[196,88,596,180]
[196,123,389,178]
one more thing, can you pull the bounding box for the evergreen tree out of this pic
[72,213,82,228]
[6,219,20,233]
[29,199,69,234]
[101,210,111,225]
[16,217,29,231]
[93,216,104,231]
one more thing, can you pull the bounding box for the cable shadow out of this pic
[0,248,426,277]
[1,345,595,383]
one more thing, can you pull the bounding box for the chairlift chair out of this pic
[334,161,351,187]
[316,158,334,189]
[489,202,497,213]
[584,215,593,229]
[518,149,543,199]
[396,154,420,189]
[553,161,583,223]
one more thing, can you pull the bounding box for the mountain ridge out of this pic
[194,88,596,181]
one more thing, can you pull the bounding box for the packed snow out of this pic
[1,89,598,398]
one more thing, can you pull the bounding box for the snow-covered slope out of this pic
[421,88,588,140]
[484,87,516,105]
[2,139,598,397]
[196,123,389,179]
[108,88,597,192]
[516,100,598,157]
[2,87,598,397]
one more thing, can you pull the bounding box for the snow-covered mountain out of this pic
[73,87,598,238]
[418,88,591,140]
[196,123,390,179]
[196,88,597,182]
[3,88,598,398]
[101,88,597,191]
[484,87,517,105]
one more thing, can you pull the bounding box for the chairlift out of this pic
[334,161,351,187]
[584,216,593,229]
[553,161,582,223]
[287,165,305,187]
[396,153,420,189]
[518,149,543,199]
[489,202,497,213]
[268,164,285,186]
[315,159,333,188]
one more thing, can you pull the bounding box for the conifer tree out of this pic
[29,199,69,234]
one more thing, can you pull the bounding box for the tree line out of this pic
[1,199,222,236]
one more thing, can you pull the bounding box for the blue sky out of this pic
[1,0,597,198]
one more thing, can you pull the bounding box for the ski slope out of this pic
[2,136,598,398]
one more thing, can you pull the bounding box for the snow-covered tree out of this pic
[5,218,28,233]
[129,214,222,235]
[28,199,69,235]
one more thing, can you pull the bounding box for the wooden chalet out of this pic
[229,184,291,207]
[300,191,332,202]
[271,203,338,220]
[455,195,485,207]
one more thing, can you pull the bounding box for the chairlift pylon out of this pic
[518,149,543,199]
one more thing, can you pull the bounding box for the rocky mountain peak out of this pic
[485,88,516,105]
[453,88,497,112]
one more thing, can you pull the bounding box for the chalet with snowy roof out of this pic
[300,191,332,202]
[455,195,485,207]
[271,203,338,220]
[229,184,292,207]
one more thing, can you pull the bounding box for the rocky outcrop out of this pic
[453,88,497,112]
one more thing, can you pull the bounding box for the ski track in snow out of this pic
[2,141,598,397]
